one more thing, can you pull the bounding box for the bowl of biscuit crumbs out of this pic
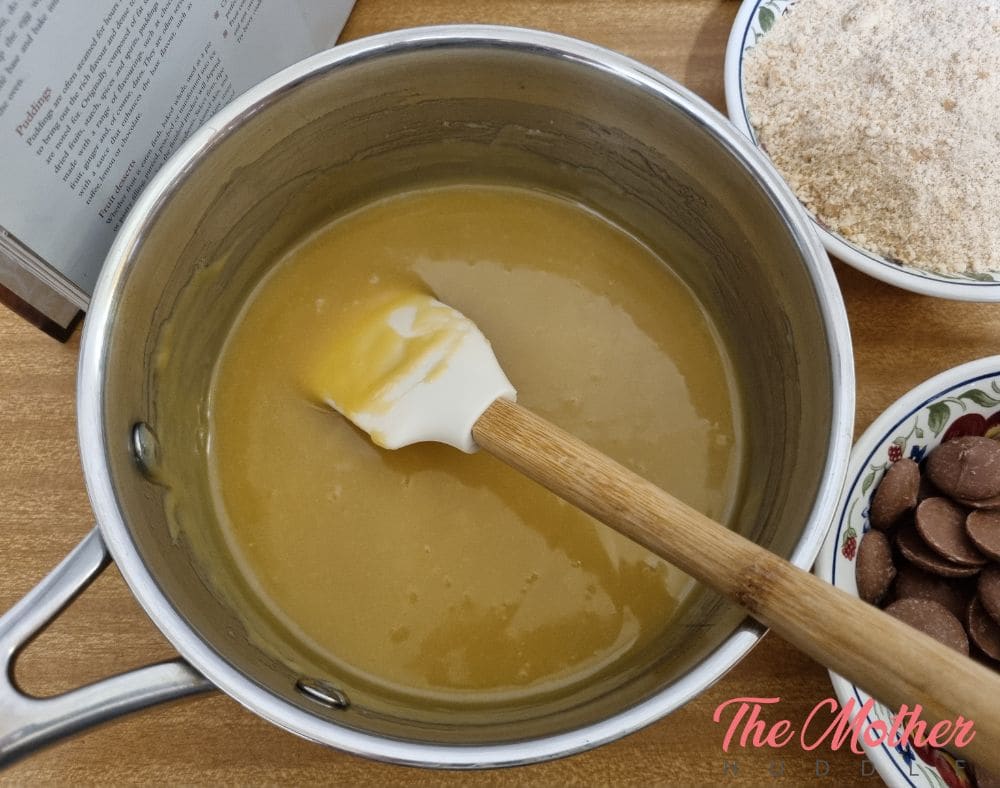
[725,0,1000,300]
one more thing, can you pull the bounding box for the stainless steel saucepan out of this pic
[0,26,853,768]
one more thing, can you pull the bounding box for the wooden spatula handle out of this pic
[473,397,1000,769]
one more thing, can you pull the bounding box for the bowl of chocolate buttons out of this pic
[817,356,1000,787]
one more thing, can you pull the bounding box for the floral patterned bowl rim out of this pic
[816,355,1000,788]
[723,0,1000,302]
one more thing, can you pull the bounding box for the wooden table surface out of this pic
[2,1,997,784]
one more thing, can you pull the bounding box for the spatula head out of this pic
[314,290,516,452]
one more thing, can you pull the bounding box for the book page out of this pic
[0,0,353,306]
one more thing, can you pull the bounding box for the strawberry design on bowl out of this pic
[911,743,975,788]
[841,526,858,561]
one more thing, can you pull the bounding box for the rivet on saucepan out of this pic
[131,422,162,481]
[296,678,351,710]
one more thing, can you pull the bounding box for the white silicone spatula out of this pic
[318,290,1000,772]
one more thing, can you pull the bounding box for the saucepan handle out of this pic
[0,527,213,769]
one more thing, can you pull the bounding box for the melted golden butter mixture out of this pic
[208,184,743,706]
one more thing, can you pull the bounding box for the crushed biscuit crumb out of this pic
[744,0,1000,275]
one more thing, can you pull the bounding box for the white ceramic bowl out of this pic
[724,0,1000,301]
[816,356,1000,787]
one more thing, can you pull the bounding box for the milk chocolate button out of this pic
[870,458,919,530]
[917,474,941,503]
[855,531,895,604]
[926,436,1000,501]
[980,566,1000,627]
[967,509,1000,562]
[967,597,1000,661]
[896,526,981,578]
[915,497,987,566]
[958,492,1000,510]
[885,597,969,655]
[893,563,972,619]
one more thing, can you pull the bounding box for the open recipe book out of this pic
[0,0,355,339]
